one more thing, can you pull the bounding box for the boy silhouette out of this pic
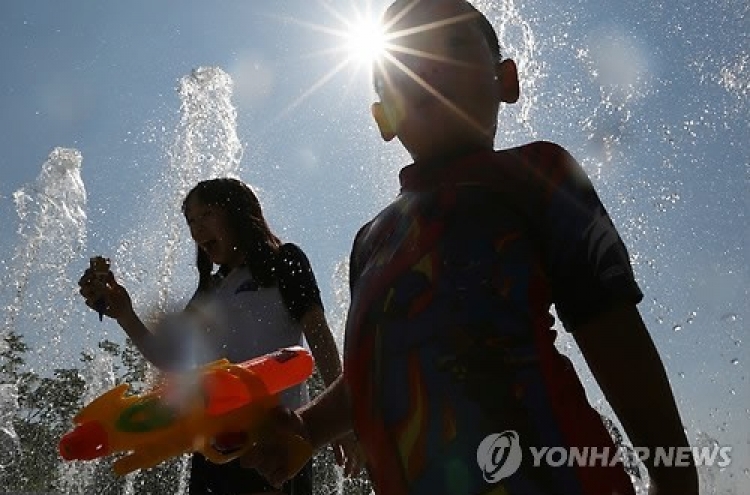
[243,1,698,494]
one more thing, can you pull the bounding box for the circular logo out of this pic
[476,430,523,483]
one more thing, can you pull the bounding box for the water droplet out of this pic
[673,325,682,332]
[678,372,685,378]
[730,358,739,365]
[721,313,738,322]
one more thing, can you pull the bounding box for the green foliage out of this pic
[1,330,87,491]
[0,331,180,494]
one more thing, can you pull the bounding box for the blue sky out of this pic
[0,0,747,493]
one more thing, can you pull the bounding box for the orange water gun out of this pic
[59,346,314,476]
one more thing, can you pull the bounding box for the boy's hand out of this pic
[78,269,134,320]
[239,406,312,489]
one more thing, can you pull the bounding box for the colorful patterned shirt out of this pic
[344,142,642,495]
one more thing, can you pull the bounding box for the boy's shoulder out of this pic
[500,140,574,167]
[497,140,584,189]
[438,140,578,190]
[508,139,564,152]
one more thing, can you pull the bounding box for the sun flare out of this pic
[344,18,387,65]
[260,3,395,124]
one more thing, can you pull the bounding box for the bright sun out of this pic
[345,19,387,65]
[264,6,391,122]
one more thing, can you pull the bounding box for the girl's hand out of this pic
[78,268,134,320]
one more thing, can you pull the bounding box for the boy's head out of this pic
[371,0,519,161]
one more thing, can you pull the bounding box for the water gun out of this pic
[59,346,314,476]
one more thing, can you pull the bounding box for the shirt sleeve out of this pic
[276,243,324,322]
[539,143,643,329]
[348,222,372,292]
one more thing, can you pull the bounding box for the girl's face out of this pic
[184,197,244,268]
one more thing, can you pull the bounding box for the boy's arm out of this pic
[572,302,698,495]
[298,373,353,450]
[300,307,365,475]
[241,375,353,488]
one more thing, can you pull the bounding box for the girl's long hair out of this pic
[182,178,281,293]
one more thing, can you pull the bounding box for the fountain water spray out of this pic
[2,147,87,371]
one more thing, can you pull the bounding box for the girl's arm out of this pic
[300,305,342,386]
[80,269,180,369]
[114,307,173,367]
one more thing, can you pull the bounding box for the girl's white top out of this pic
[160,265,309,409]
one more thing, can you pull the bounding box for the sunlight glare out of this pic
[345,18,386,65]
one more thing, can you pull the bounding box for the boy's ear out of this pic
[496,59,520,104]
[371,102,397,142]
